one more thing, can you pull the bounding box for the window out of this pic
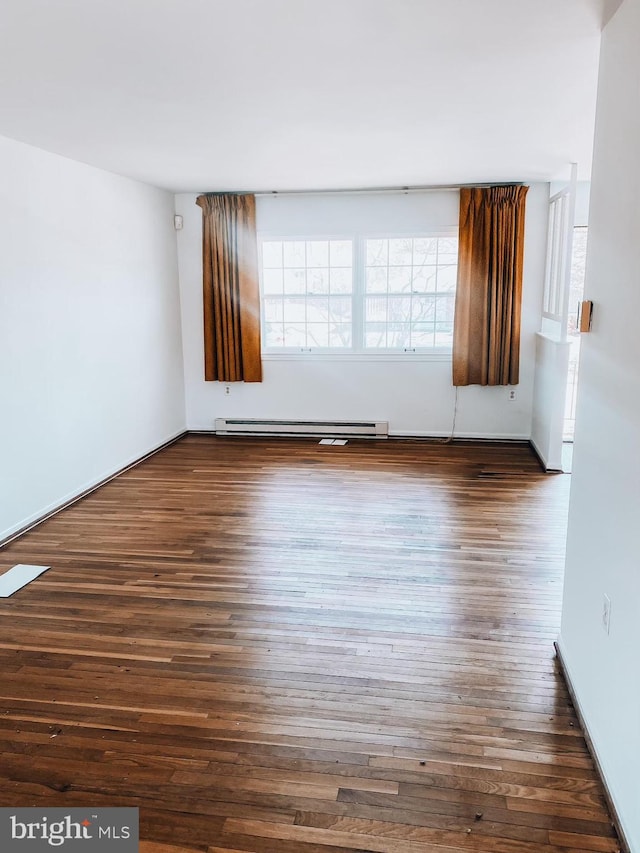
[260,233,458,353]
[364,236,457,350]
[262,239,353,349]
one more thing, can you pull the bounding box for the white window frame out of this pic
[259,234,355,353]
[258,229,458,361]
[360,230,458,355]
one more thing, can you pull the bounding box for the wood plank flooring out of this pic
[0,436,620,852]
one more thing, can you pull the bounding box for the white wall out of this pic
[176,185,549,437]
[0,135,186,541]
[530,334,570,470]
[559,0,640,848]
[574,181,592,227]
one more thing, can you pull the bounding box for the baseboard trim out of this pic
[0,431,188,550]
[554,639,631,853]
[390,434,530,443]
[529,438,547,471]
[190,429,531,444]
[529,438,563,473]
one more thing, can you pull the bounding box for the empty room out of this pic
[1,1,638,852]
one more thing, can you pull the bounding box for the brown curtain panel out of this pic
[452,185,528,386]
[195,193,262,382]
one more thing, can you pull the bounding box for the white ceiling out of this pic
[0,0,611,193]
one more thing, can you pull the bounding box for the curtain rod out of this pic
[251,182,524,198]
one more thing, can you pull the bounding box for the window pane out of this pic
[387,323,412,348]
[264,322,284,347]
[284,269,306,294]
[283,241,306,267]
[329,324,352,347]
[307,240,329,268]
[387,296,412,322]
[411,266,438,293]
[366,297,387,322]
[438,237,458,264]
[412,295,436,322]
[388,266,412,293]
[283,323,306,347]
[366,239,388,266]
[412,326,436,347]
[437,264,457,292]
[262,241,282,268]
[262,269,283,294]
[330,240,352,266]
[412,321,435,334]
[330,268,352,293]
[283,297,306,322]
[413,238,439,265]
[329,296,352,322]
[307,324,329,347]
[365,322,387,348]
[307,268,329,294]
[436,294,455,324]
[264,297,283,322]
[388,238,413,266]
[366,267,387,293]
[306,296,329,321]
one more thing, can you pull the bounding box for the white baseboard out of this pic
[529,436,547,468]
[190,427,530,442]
[389,431,530,440]
[555,638,632,853]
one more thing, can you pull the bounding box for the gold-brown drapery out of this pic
[195,192,262,382]
[452,185,528,386]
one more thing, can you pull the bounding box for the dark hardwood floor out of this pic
[0,436,619,852]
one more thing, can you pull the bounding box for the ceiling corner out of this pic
[602,0,624,25]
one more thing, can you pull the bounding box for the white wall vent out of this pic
[214,418,388,438]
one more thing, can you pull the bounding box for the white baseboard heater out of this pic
[214,418,388,438]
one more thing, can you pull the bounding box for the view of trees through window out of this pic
[260,234,458,351]
[364,236,457,349]
[262,239,353,349]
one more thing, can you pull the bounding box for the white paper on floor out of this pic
[0,564,50,598]
[319,439,334,445]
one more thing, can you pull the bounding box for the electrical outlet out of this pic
[225,385,230,395]
[602,594,612,634]
[508,389,517,401]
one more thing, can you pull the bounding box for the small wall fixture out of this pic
[174,214,184,231]
[578,300,593,333]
